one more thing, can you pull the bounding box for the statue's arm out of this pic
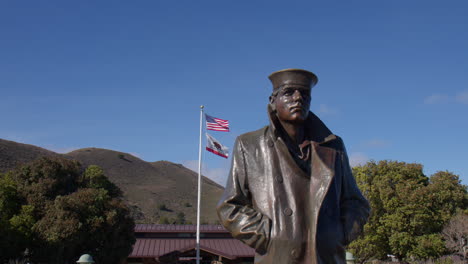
[216,138,271,254]
[339,141,370,245]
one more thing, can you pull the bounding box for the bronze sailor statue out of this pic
[217,69,370,264]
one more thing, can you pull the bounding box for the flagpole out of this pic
[196,105,204,264]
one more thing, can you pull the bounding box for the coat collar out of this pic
[267,104,337,146]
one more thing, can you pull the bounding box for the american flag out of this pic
[205,114,229,132]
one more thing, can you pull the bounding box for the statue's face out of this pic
[273,86,311,124]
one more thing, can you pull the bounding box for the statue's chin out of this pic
[288,113,308,124]
[280,118,306,126]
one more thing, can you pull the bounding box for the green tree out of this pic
[349,161,467,262]
[159,216,170,224]
[34,188,135,264]
[0,157,135,264]
[82,165,122,197]
[0,173,26,260]
[176,212,186,224]
[427,171,468,224]
[158,203,169,211]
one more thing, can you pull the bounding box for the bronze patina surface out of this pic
[217,69,370,264]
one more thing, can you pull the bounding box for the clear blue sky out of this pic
[1,1,467,186]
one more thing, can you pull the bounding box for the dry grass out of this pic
[0,139,225,224]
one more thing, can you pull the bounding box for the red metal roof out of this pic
[135,224,229,233]
[130,238,255,259]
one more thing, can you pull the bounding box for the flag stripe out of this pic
[207,126,229,132]
[205,147,228,159]
[205,114,230,132]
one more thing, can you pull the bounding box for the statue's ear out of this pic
[269,95,276,110]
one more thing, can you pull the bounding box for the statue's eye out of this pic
[283,89,294,96]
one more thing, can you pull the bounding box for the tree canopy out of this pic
[0,157,135,264]
[348,160,467,262]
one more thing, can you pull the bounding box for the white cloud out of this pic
[182,160,229,186]
[129,152,142,159]
[424,91,468,105]
[363,139,389,148]
[455,90,468,104]
[317,104,339,115]
[349,152,369,167]
[43,146,79,154]
[424,94,449,104]
[203,167,229,186]
[183,160,199,172]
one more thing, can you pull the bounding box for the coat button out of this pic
[283,208,293,216]
[291,248,301,259]
[275,176,283,183]
[267,139,274,147]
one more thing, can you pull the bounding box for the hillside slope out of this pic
[66,148,224,224]
[0,139,225,224]
[0,139,59,173]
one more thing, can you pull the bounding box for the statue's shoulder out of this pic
[236,126,269,146]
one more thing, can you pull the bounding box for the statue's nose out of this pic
[292,90,303,101]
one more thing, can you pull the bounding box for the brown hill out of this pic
[0,139,225,224]
[0,139,60,173]
[66,148,224,224]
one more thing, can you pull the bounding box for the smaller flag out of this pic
[206,114,229,132]
[206,133,229,159]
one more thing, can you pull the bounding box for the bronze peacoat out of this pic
[217,106,370,264]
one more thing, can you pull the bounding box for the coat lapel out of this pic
[308,143,336,264]
[311,143,336,205]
